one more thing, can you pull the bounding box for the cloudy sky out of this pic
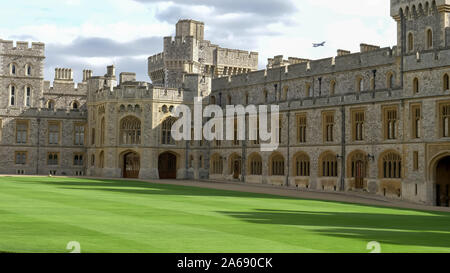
[0,0,397,83]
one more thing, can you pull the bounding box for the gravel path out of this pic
[138,178,450,213]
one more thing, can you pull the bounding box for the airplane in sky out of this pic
[313,41,326,47]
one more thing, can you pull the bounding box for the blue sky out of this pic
[0,0,397,83]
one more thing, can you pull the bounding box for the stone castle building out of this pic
[1,0,450,207]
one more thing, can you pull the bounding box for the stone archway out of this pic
[123,152,140,179]
[436,156,450,207]
[159,152,177,179]
[228,153,242,180]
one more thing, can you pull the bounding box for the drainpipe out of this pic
[400,14,405,88]
[318,77,322,97]
[340,105,346,191]
[185,141,189,179]
[241,133,246,183]
[372,69,377,90]
[286,110,291,187]
[372,70,377,98]
[36,117,41,175]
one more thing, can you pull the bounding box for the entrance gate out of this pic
[123,152,140,179]
[159,152,177,179]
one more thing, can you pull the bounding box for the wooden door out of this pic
[355,160,364,189]
[123,153,140,179]
[159,152,177,179]
[233,159,241,179]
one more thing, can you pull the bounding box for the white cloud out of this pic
[65,0,81,6]
[0,0,399,82]
[303,0,389,17]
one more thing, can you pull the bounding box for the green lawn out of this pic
[0,176,449,253]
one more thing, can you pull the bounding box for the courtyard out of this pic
[0,176,449,253]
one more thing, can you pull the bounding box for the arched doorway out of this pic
[159,152,177,179]
[348,151,368,190]
[233,158,241,179]
[123,152,140,179]
[354,161,365,189]
[229,154,242,179]
[436,156,450,207]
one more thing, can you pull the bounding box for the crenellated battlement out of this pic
[148,53,164,63]
[216,48,258,69]
[217,48,258,58]
[44,68,89,96]
[148,53,165,72]
[267,56,310,69]
[90,84,191,103]
[212,46,397,91]
[0,107,87,118]
[164,36,196,47]
[390,0,449,19]
[0,40,45,56]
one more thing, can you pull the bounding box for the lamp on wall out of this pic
[367,154,375,161]
[336,154,344,160]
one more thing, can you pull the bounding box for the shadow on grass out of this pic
[11,177,450,249]
[29,178,295,200]
[220,209,450,249]
[25,177,450,212]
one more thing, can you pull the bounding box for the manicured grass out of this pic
[0,176,449,253]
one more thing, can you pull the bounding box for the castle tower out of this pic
[391,0,450,54]
[148,20,258,89]
[0,40,45,109]
[176,19,204,40]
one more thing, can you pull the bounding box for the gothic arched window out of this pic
[161,117,176,145]
[330,80,336,95]
[9,85,15,106]
[249,153,262,175]
[25,64,32,76]
[387,72,394,89]
[295,153,310,177]
[408,33,414,52]
[320,152,338,177]
[413,77,419,93]
[210,154,223,174]
[350,152,368,178]
[10,63,16,75]
[25,86,31,107]
[381,152,402,179]
[47,100,55,110]
[270,154,285,176]
[427,29,433,49]
[120,116,141,145]
[356,77,364,92]
[444,74,449,91]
